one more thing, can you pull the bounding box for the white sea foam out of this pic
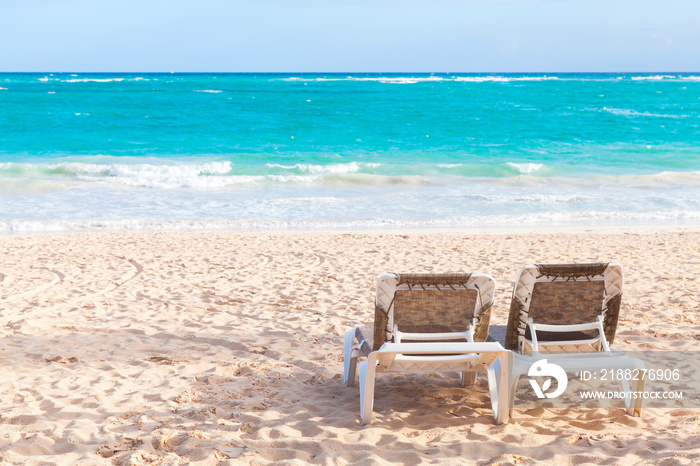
[631,75,676,80]
[455,76,512,82]
[0,87,6,90]
[37,76,151,83]
[64,78,126,83]
[333,77,443,84]
[0,161,355,189]
[318,75,559,83]
[266,162,341,173]
[601,107,684,119]
[6,161,700,191]
[280,76,558,84]
[0,161,236,189]
[506,162,544,174]
[265,162,371,174]
[455,76,559,83]
[3,163,405,189]
[85,161,234,188]
[281,76,444,84]
[362,77,443,84]
[194,90,223,93]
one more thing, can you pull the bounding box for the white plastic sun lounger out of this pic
[343,273,511,424]
[505,263,645,417]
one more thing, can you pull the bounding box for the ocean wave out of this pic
[315,76,444,84]
[354,77,444,84]
[194,90,223,93]
[0,160,360,189]
[64,78,126,83]
[454,76,559,83]
[631,75,676,81]
[280,74,700,84]
[0,87,6,90]
[264,161,548,178]
[283,76,444,84]
[601,107,684,119]
[281,75,557,84]
[37,77,151,83]
[264,162,381,174]
[3,160,700,190]
[77,161,234,189]
[505,162,544,174]
[0,161,235,189]
[0,160,477,189]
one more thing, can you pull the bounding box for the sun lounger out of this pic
[505,263,645,417]
[343,273,512,424]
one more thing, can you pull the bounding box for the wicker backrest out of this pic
[373,273,496,351]
[505,263,623,352]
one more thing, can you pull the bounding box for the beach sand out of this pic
[1,229,699,464]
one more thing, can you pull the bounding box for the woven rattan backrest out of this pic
[529,280,606,325]
[373,273,495,351]
[505,263,624,352]
[393,288,478,334]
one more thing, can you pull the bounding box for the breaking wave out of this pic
[3,159,700,191]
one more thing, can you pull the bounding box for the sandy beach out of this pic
[1,229,699,465]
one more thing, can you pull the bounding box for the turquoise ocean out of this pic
[1,73,699,233]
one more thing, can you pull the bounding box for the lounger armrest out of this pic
[394,324,475,343]
[530,322,603,332]
[396,332,472,341]
[528,316,610,353]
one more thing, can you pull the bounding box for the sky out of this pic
[1,0,699,72]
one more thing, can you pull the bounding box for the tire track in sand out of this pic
[0,267,79,304]
[66,258,144,306]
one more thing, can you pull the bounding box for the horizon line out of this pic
[1,71,699,74]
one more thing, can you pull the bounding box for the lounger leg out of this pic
[343,330,357,387]
[460,371,477,387]
[485,352,511,425]
[631,375,645,417]
[620,361,645,417]
[485,359,500,423]
[499,352,513,424]
[359,358,377,425]
[509,374,521,419]
[620,377,637,415]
